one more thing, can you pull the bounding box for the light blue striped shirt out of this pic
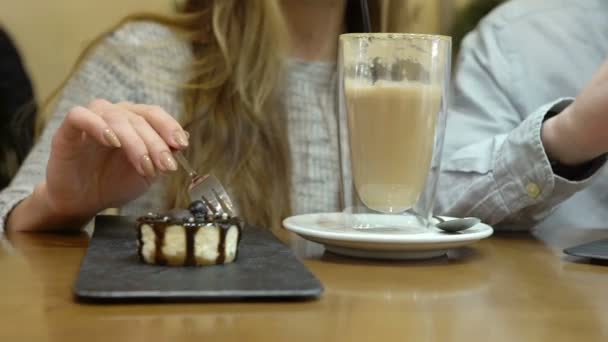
[437,0,608,230]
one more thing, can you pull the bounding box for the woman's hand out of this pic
[7,99,188,232]
[542,58,608,165]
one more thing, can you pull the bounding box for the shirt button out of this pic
[526,182,541,199]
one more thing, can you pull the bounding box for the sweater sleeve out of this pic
[0,25,144,233]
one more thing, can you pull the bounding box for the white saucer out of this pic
[282,212,493,260]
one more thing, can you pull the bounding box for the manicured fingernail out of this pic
[140,154,156,177]
[184,131,190,139]
[173,130,189,147]
[103,128,121,148]
[160,151,178,171]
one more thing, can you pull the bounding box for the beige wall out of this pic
[381,0,475,36]
[409,0,442,33]
[0,0,173,102]
[1,0,460,103]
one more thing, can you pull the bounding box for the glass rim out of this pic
[339,32,451,42]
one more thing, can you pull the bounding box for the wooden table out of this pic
[1,225,607,342]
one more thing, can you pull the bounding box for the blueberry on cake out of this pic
[136,200,243,266]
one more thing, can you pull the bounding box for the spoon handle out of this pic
[432,215,446,223]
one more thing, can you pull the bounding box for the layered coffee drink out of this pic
[345,80,441,213]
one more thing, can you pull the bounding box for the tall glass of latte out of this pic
[338,33,451,230]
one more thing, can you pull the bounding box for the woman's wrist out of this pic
[6,182,92,232]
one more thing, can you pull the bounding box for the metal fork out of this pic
[173,150,238,217]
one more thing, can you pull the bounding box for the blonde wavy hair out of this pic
[38,0,410,229]
[171,0,291,229]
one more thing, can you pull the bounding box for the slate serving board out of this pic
[74,215,323,302]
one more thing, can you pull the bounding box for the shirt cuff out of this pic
[543,99,607,181]
[493,98,605,214]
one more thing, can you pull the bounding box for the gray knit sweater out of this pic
[0,22,342,232]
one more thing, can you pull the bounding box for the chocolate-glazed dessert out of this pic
[136,200,243,266]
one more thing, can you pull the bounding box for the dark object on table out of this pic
[564,238,608,262]
[74,215,323,302]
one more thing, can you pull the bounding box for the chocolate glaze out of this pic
[137,213,243,266]
[165,208,193,222]
[136,223,144,262]
[184,226,198,266]
[217,224,227,264]
[152,225,167,265]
